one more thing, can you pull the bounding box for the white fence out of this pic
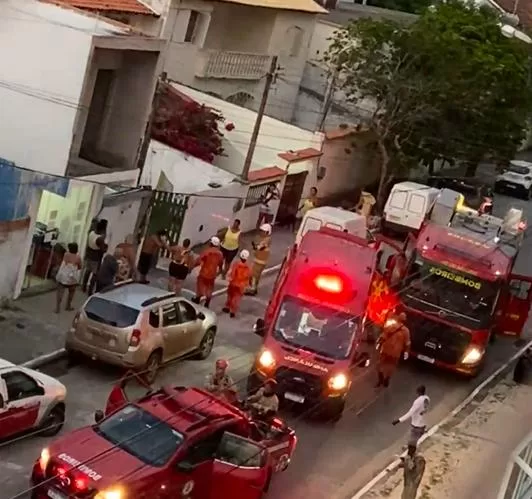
[498,431,532,499]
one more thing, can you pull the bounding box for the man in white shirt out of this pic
[392,385,430,446]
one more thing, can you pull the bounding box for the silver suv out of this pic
[65,282,218,381]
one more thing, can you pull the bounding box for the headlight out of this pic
[39,448,50,472]
[328,373,349,391]
[95,488,123,499]
[258,350,275,369]
[462,347,484,365]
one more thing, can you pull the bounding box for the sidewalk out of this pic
[365,376,532,499]
[0,226,294,367]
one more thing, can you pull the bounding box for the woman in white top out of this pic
[55,242,82,313]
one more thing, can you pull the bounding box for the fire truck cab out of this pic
[249,227,391,421]
[397,208,531,376]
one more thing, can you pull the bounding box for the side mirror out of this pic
[253,318,265,337]
[94,410,104,424]
[176,461,195,473]
[197,312,206,321]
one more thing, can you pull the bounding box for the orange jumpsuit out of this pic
[378,322,411,381]
[196,247,223,301]
[225,261,251,315]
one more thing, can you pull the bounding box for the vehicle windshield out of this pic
[85,297,139,328]
[95,405,183,466]
[273,296,359,360]
[401,257,499,329]
[508,164,530,175]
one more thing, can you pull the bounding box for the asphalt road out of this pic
[2,192,531,499]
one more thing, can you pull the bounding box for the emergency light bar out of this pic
[314,275,344,293]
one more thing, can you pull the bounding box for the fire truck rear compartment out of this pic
[407,314,471,366]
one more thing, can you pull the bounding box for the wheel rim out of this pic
[202,333,214,355]
[47,410,63,430]
[147,356,159,378]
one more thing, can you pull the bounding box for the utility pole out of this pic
[136,71,167,180]
[241,56,278,181]
[318,69,336,132]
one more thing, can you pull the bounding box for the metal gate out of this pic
[146,191,189,251]
[277,172,308,220]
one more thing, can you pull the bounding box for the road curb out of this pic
[22,348,67,369]
[351,338,532,499]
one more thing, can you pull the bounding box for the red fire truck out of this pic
[249,227,397,421]
[396,210,531,376]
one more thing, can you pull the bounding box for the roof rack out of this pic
[99,279,136,293]
[141,293,178,307]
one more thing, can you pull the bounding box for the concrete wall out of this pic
[0,1,99,176]
[0,219,31,299]
[318,132,379,198]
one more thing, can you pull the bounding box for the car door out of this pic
[176,300,203,351]
[0,369,43,438]
[104,371,151,416]
[498,275,532,336]
[161,303,186,358]
[210,432,269,499]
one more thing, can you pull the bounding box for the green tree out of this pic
[326,0,532,209]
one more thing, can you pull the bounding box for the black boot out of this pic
[222,307,229,313]
[192,296,200,304]
[383,377,390,388]
[204,299,211,309]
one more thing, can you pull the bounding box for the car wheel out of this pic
[195,328,216,360]
[40,404,65,437]
[144,350,162,384]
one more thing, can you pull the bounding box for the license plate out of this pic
[284,392,305,403]
[47,489,67,499]
[388,215,400,220]
[417,354,435,364]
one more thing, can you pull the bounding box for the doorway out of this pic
[277,172,308,220]
[22,183,93,292]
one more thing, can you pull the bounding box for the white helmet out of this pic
[210,236,220,246]
[240,249,250,260]
[260,223,272,234]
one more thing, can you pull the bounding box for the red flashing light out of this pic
[74,477,88,490]
[314,274,344,294]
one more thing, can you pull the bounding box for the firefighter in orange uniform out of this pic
[246,223,272,296]
[376,312,411,388]
[223,249,251,318]
[193,236,223,308]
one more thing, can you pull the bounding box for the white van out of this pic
[383,181,439,234]
[296,206,369,245]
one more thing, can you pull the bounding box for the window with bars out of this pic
[245,181,278,208]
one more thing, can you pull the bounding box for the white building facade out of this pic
[0,0,163,298]
[55,0,326,123]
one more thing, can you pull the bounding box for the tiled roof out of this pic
[278,147,323,163]
[219,0,326,14]
[51,0,159,15]
[248,166,286,182]
[321,2,417,26]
